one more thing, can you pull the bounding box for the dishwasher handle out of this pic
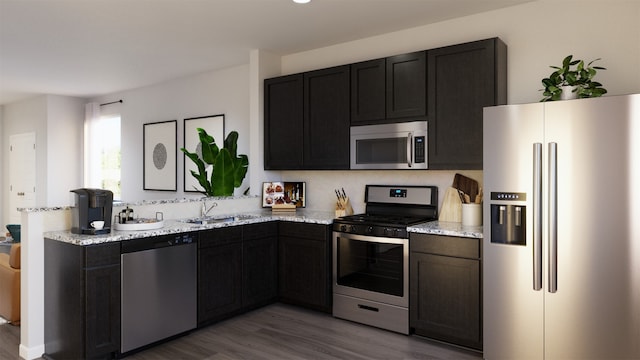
[121,232,198,253]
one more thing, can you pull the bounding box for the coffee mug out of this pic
[90,220,105,230]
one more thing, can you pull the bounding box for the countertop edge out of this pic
[408,221,483,239]
[44,214,483,246]
[44,210,336,246]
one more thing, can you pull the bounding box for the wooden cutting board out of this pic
[439,187,462,222]
[453,173,479,203]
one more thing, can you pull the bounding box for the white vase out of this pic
[560,85,578,100]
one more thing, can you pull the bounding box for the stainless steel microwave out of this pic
[350,121,428,170]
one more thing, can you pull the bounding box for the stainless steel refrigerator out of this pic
[482,94,640,359]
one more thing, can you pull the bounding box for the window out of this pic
[85,109,121,200]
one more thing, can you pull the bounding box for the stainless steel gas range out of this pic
[332,185,438,334]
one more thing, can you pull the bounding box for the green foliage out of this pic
[540,55,607,102]
[180,128,248,197]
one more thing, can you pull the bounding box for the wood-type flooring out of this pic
[1,303,482,359]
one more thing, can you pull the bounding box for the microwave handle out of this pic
[407,133,413,167]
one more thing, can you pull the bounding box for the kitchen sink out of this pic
[180,214,259,225]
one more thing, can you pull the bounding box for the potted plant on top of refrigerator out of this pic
[540,55,607,101]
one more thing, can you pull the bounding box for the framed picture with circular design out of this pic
[143,120,177,191]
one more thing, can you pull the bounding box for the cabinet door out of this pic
[279,236,329,311]
[264,74,304,169]
[303,65,350,169]
[85,264,121,358]
[85,242,121,359]
[278,222,331,312]
[410,251,481,350]
[386,51,427,119]
[243,223,278,308]
[351,58,386,125]
[198,242,243,324]
[427,38,507,169]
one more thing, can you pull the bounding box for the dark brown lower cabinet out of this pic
[278,222,332,313]
[198,226,243,325]
[198,222,278,326]
[242,222,278,309]
[43,220,324,359]
[44,240,121,360]
[409,233,482,350]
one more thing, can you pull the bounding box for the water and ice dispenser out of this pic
[490,192,526,245]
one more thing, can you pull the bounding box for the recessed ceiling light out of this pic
[293,0,311,3]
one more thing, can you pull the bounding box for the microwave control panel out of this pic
[414,136,426,163]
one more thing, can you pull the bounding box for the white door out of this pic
[9,132,37,224]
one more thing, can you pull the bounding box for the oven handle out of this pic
[333,231,408,244]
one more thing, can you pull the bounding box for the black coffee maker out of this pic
[71,188,113,235]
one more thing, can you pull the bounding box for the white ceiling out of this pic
[0,0,532,106]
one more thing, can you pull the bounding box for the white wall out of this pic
[1,95,85,225]
[249,50,282,198]
[45,95,85,206]
[92,64,251,203]
[2,96,47,228]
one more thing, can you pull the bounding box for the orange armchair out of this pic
[0,243,20,324]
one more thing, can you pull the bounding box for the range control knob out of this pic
[340,224,348,232]
[349,225,357,233]
[366,226,374,234]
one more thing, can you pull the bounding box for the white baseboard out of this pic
[19,343,45,360]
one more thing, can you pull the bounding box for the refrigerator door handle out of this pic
[533,143,543,291]
[549,142,558,293]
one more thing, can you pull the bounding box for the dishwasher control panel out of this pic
[121,232,199,253]
[170,233,196,245]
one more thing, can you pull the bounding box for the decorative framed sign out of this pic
[143,120,177,191]
[183,114,225,193]
[262,181,306,208]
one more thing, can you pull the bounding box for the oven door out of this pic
[333,231,408,308]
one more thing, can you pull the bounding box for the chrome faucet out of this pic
[201,200,218,217]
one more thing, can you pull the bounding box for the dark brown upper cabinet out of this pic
[427,38,507,170]
[350,58,386,124]
[265,38,506,170]
[264,74,304,170]
[386,51,427,120]
[264,65,350,170]
[303,65,350,169]
[351,51,427,125]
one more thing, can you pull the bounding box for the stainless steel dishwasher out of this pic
[121,232,198,353]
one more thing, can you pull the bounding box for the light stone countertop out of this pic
[44,210,337,246]
[408,220,483,239]
[44,211,482,246]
